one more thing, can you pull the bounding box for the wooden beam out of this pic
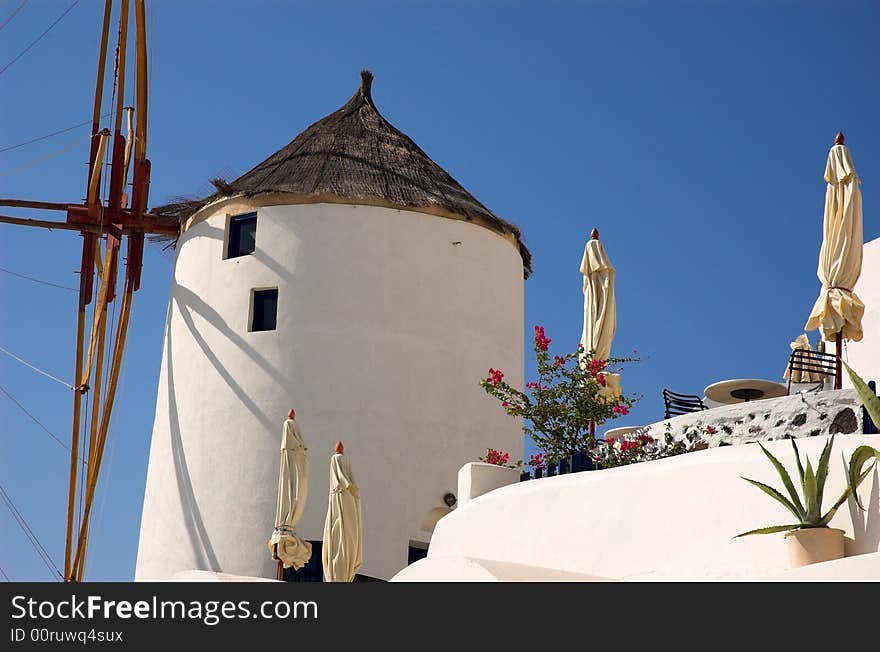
[0,213,179,236]
[0,214,85,232]
[0,199,70,211]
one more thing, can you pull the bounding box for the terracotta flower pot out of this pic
[784,528,845,568]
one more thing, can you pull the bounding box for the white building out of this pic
[135,71,529,581]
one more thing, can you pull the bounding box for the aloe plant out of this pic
[736,435,874,536]
[843,361,880,509]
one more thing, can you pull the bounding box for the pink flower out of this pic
[486,368,504,385]
[606,436,615,446]
[526,381,538,389]
[554,355,565,367]
[501,401,509,408]
[597,372,606,386]
[534,325,551,351]
[612,404,629,415]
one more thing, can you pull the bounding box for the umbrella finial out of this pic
[287,408,296,420]
[335,441,344,454]
[834,131,845,145]
[590,228,599,240]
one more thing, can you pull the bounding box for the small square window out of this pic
[250,288,278,332]
[227,212,257,258]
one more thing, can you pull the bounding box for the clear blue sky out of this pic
[1,1,877,581]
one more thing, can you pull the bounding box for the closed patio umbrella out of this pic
[580,228,620,399]
[322,442,363,582]
[805,133,864,387]
[268,410,311,577]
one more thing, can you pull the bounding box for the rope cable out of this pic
[0,133,90,177]
[0,482,62,580]
[0,0,81,78]
[0,112,112,154]
[0,0,29,34]
[0,265,77,292]
[0,383,70,451]
[0,564,11,581]
[0,344,75,390]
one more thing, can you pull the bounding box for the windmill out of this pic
[0,0,178,581]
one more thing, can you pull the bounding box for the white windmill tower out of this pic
[134,71,529,580]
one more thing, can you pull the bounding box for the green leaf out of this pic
[844,361,880,429]
[741,477,803,523]
[814,435,835,513]
[735,524,802,537]
[803,458,819,524]
[758,443,805,520]
[818,464,874,525]
[792,438,806,488]
[847,447,880,510]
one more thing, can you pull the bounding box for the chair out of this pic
[784,348,837,394]
[662,389,708,419]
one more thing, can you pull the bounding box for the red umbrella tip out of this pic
[834,132,845,145]
[590,228,599,240]
[335,441,344,454]
[287,408,296,420]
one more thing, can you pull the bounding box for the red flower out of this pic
[486,368,504,385]
[597,372,606,386]
[534,325,551,351]
[706,425,717,434]
[612,404,629,415]
[501,401,509,408]
[606,436,615,446]
[526,381,538,389]
[554,355,565,367]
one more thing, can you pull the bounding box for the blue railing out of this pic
[519,450,602,482]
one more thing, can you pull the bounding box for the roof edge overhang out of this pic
[183,191,531,278]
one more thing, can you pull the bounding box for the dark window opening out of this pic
[251,288,278,332]
[408,541,429,565]
[227,212,257,258]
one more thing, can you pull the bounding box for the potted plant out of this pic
[735,435,875,568]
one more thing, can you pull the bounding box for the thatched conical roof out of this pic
[156,70,530,277]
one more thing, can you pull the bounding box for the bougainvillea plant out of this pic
[480,325,639,463]
[591,422,711,468]
[479,448,523,469]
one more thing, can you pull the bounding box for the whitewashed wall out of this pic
[397,435,880,581]
[838,237,880,389]
[135,202,524,580]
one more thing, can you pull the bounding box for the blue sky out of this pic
[1,1,877,581]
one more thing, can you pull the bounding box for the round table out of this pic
[602,426,645,440]
[703,378,788,405]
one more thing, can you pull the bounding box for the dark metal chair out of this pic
[784,348,837,394]
[663,389,708,419]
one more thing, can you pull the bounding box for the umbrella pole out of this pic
[835,331,842,390]
[273,544,283,581]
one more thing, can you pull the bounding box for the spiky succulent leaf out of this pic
[814,435,835,512]
[803,458,820,524]
[735,524,802,537]
[792,438,806,488]
[844,361,880,429]
[758,443,805,520]
[848,449,880,510]
[741,477,803,523]
[818,464,875,526]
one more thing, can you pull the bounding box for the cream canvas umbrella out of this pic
[805,133,865,388]
[580,228,620,399]
[783,333,828,383]
[322,441,363,582]
[267,410,312,578]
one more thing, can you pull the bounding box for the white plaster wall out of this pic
[839,237,880,388]
[417,435,880,581]
[135,202,524,581]
[629,389,864,447]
